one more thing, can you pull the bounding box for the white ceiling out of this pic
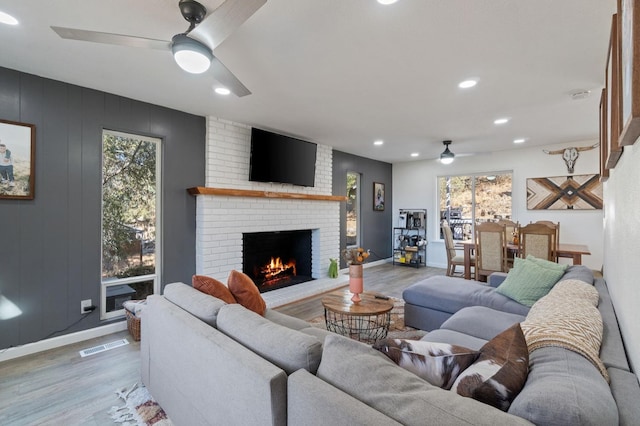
[0,0,617,163]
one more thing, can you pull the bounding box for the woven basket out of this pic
[126,310,141,341]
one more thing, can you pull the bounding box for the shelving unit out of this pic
[393,209,427,268]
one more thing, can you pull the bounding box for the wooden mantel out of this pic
[187,186,348,202]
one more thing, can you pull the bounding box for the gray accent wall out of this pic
[0,67,205,349]
[332,150,392,268]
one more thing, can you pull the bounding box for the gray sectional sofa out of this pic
[141,266,640,425]
[403,265,640,425]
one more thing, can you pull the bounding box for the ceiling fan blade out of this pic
[210,55,251,97]
[190,0,266,49]
[51,26,171,51]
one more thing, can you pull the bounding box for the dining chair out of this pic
[497,219,519,268]
[442,222,474,278]
[519,223,557,262]
[534,220,560,260]
[474,222,508,282]
[497,219,519,243]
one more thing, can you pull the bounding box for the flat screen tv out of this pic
[249,128,317,187]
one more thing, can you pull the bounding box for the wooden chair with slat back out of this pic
[497,219,519,268]
[519,223,557,262]
[474,222,508,282]
[442,221,474,278]
[534,220,560,260]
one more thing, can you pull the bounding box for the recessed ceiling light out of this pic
[214,87,231,95]
[410,152,419,157]
[494,118,510,125]
[373,140,384,146]
[0,11,18,25]
[458,79,477,89]
[513,138,526,144]
[377,0,399,4]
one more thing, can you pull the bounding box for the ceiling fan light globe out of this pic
[440,141,455,164]
[440,155,454,165]
[172,34,212,74]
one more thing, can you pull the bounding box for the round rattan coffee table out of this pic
[321,289,394,344]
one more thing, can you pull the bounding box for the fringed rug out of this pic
[109,383,172,426]
[308,297,427,341]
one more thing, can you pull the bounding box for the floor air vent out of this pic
[79,338,129,357]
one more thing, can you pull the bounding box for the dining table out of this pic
[456,240,591,280]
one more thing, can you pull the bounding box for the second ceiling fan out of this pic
[51,0,266,97]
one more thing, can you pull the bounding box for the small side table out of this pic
[321,289,394,344]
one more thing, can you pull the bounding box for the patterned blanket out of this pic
[520,279,609,382]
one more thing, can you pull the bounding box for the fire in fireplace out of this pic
[243,230,313,293]
[258,257,297,285]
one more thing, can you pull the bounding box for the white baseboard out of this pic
[0,321,128,363]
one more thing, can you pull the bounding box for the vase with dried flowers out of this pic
[343,247,370,302]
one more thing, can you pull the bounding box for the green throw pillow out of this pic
[526,255,568,272]
[496,257,564,307]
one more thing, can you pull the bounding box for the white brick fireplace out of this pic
[193,117,348,307]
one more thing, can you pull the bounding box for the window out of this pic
[438,172,512,240]
[346,172,360,247]
[101,130,161,320]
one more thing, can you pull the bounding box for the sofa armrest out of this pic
[488,272,508,287]
[287,369,401,426]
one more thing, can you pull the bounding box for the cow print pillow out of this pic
[372,339,479,390]
[450,323,529,411]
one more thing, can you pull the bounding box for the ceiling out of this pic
[0,0,617,163]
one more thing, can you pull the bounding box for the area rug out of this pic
[308,297,427,341]
[109,383,172,426]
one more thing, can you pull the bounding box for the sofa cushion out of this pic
[451,323,529,411]
[421,329,488,351]
[440,306,526,341]
[316,334,532,426]
[264,308,314,330]
[163,282,226,327]
[403,276,530,317]
[192,274,237,304]
[595,279,630,371]
[372,339,479,389]
[495,257,564,307]
[216,303,322,375]
[607,367,640,426]
[561,265,595,285]
[227,270,266,315]
[509,347,618,425]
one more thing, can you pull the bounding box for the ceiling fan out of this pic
[50,0,266,97]
[431,140,490,164]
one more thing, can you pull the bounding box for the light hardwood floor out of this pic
[0,263,446,425]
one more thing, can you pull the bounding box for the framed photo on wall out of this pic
[606,13,623,168]
[373,182,385,211]
[0,119,36,200]
[618,0,640,146]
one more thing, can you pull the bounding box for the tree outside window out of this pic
[438,172,512,240]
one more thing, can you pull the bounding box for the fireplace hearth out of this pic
[243,230,313,293]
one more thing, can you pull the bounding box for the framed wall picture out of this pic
[373,182,385,211]
[526,175,603,210]
[618,0,640,146]
[607,14,623,168]
[0,119,36,200]
[600,88,610,181]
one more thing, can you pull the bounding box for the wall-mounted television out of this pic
[249,128,317,187]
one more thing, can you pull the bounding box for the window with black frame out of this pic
[438,172,513,240]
